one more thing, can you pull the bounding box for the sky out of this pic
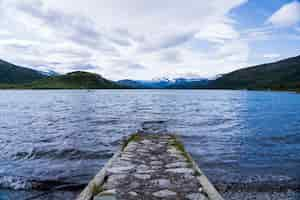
[0,0,300,80]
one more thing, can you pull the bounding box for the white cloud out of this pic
[0,0,249,80]
[263,53,281,59]
[195,22,240,43]
[241,26,274,41]
[267,1,300,27]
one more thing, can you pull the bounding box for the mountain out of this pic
[118,77,209,89]
[0,59,123,89]
[118,78,174,89]
[119,55,300,90]
[211,55,300,90]
[167,78,209,89]
[0,59,46,84]
[23,71,123,89]
[39,69,60,77]
[117,80,148,89]
[2,55,300,90]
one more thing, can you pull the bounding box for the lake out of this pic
[0,90,300,199]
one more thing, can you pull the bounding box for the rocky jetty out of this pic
[77,133,223,200]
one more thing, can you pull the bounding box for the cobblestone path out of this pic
[78,133,223,200]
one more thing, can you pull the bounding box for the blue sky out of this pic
[0,0,299,80]
[232,0,300,63]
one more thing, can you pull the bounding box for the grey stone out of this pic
[148,147,158,151]
[122,151,135,155]
[166,162,188,168]
[151,179,172,188]
[128,181,140,189]
[137,164,149,170]
[170,154,185,159]
[150,156,159,160]
[129,191,138,196]
[136,149,149,153]
[94,190,117,200]
[103,175,123,189]
[183,174,197,180]
[167,148,182,155]
[98,189,116,195]
[94,195,117,200]
[186,193,208,200]
[165,168,194,174]
[119,157,132,162]
[141,140,152,145]
[152,189,177,198]
[150,160,163,166]
[86,133,221,200]
[154,144,163,148]
[134,174,151,180]
[151,165,162,169]
[136,169,156,174]
[112,160,133,167]
[121,154,135,158]
[124,144,138,151]
[106,166,135,174]
[172,157,188,162]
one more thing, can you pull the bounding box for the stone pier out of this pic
[77,133,223,200]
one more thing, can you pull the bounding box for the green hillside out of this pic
[1,55,300,91]
[22,71,123,89]
[0,59,46,84]
[211,55,300,91]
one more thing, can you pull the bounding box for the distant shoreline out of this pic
[0,87,299,94]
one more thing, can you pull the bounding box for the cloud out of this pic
[0,0,250,80]
[127,63,147,70]
[263,53,281,59]
[168,72,205,79]
[69,64,100,71]
[139,31,196,53]
[195,22,240,43]
[16,1,116,53]
[267,1,300,27]
[241,26,274,41]
[160,50,183,64]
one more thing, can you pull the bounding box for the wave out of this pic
[215,180,300,193]
[0,176,85,191]
[140,120,168,134]
[213,175,300,193]
[12,148,113,160]
[0,176,31,190]
[89,119,119,125]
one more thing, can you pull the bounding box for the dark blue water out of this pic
[0,90,300,199]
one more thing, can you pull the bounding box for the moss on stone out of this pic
[122,133,142,150]
[91,183,104,196]
[168,137,192,163]
[194,170,201,177]
[168,136,202,177]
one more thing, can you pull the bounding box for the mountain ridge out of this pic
[0,59,125,89]
[117,77,209,89]
[19,71,123,89]
[210,55,300,90]
[0,59,47,84]
[1,55,300,90]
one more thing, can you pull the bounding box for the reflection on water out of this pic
[0,90,300,199]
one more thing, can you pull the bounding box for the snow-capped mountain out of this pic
[118,77,210,89]
[39,69,60,77]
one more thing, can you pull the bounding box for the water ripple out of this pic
[0,90,300,198]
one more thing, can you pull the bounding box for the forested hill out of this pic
[21,71,124,89]
[211,55,300,90]
[0,59,46,84]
